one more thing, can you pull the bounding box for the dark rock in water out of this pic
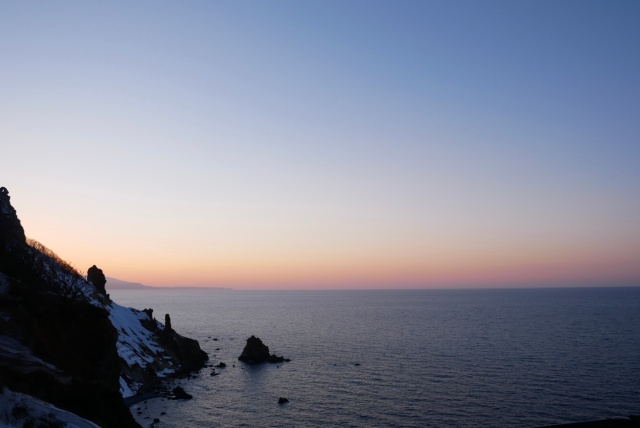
[238,336,271,362]
[172,386,193,400]
[238,336,289,363]
[164,313,172,331]
[87,265,107,295]
[210,371,218,376]
[267,355,286,363]
[278,397,289,404]
[215,362,226,368]
[354,363,361,366]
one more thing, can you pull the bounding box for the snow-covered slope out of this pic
[0,388,100,428]
[108,303,175,397]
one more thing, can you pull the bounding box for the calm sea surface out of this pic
[109,287,640,427]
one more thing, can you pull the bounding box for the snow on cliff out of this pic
[0,388,100,428]
[108,302,175,397]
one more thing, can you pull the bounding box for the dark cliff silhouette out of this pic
[0,186,208,427]
[0,187,26,246]
[0,187,138,426]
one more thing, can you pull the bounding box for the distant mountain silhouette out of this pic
[105,278,231,290]
[105,277,148,290]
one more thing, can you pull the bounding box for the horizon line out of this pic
[107,284,640,292]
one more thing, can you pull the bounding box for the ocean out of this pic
[109,287,640,427]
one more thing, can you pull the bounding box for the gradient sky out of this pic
[2,1,639,289]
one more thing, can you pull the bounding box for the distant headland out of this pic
[106,277,231,291]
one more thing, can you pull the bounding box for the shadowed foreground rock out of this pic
[238,336,290,363]
[0,284,139,427]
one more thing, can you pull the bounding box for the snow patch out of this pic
[0,387,100,428]
[119,376,139,399]
[156,367,175,378]
[108,302,165,367]
[108,302,173,396]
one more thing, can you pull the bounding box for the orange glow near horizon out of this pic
[16,200,640,291]
[86,242,640,290]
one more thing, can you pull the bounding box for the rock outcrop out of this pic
[87,265,107,295]
[238,336,270,362]
[158,314,208,374]
[238,336,290,363]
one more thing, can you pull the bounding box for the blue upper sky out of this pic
[1,1,639,288]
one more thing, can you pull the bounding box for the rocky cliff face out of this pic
[0,187,26,247]
[0,187,208,427]
[0,282,137,427]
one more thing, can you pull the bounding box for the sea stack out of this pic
[238,336,290,363]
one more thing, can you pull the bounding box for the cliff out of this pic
[0,187,25,246]
[0,187,208,427]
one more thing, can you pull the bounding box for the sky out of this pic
[1,1,639,289]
